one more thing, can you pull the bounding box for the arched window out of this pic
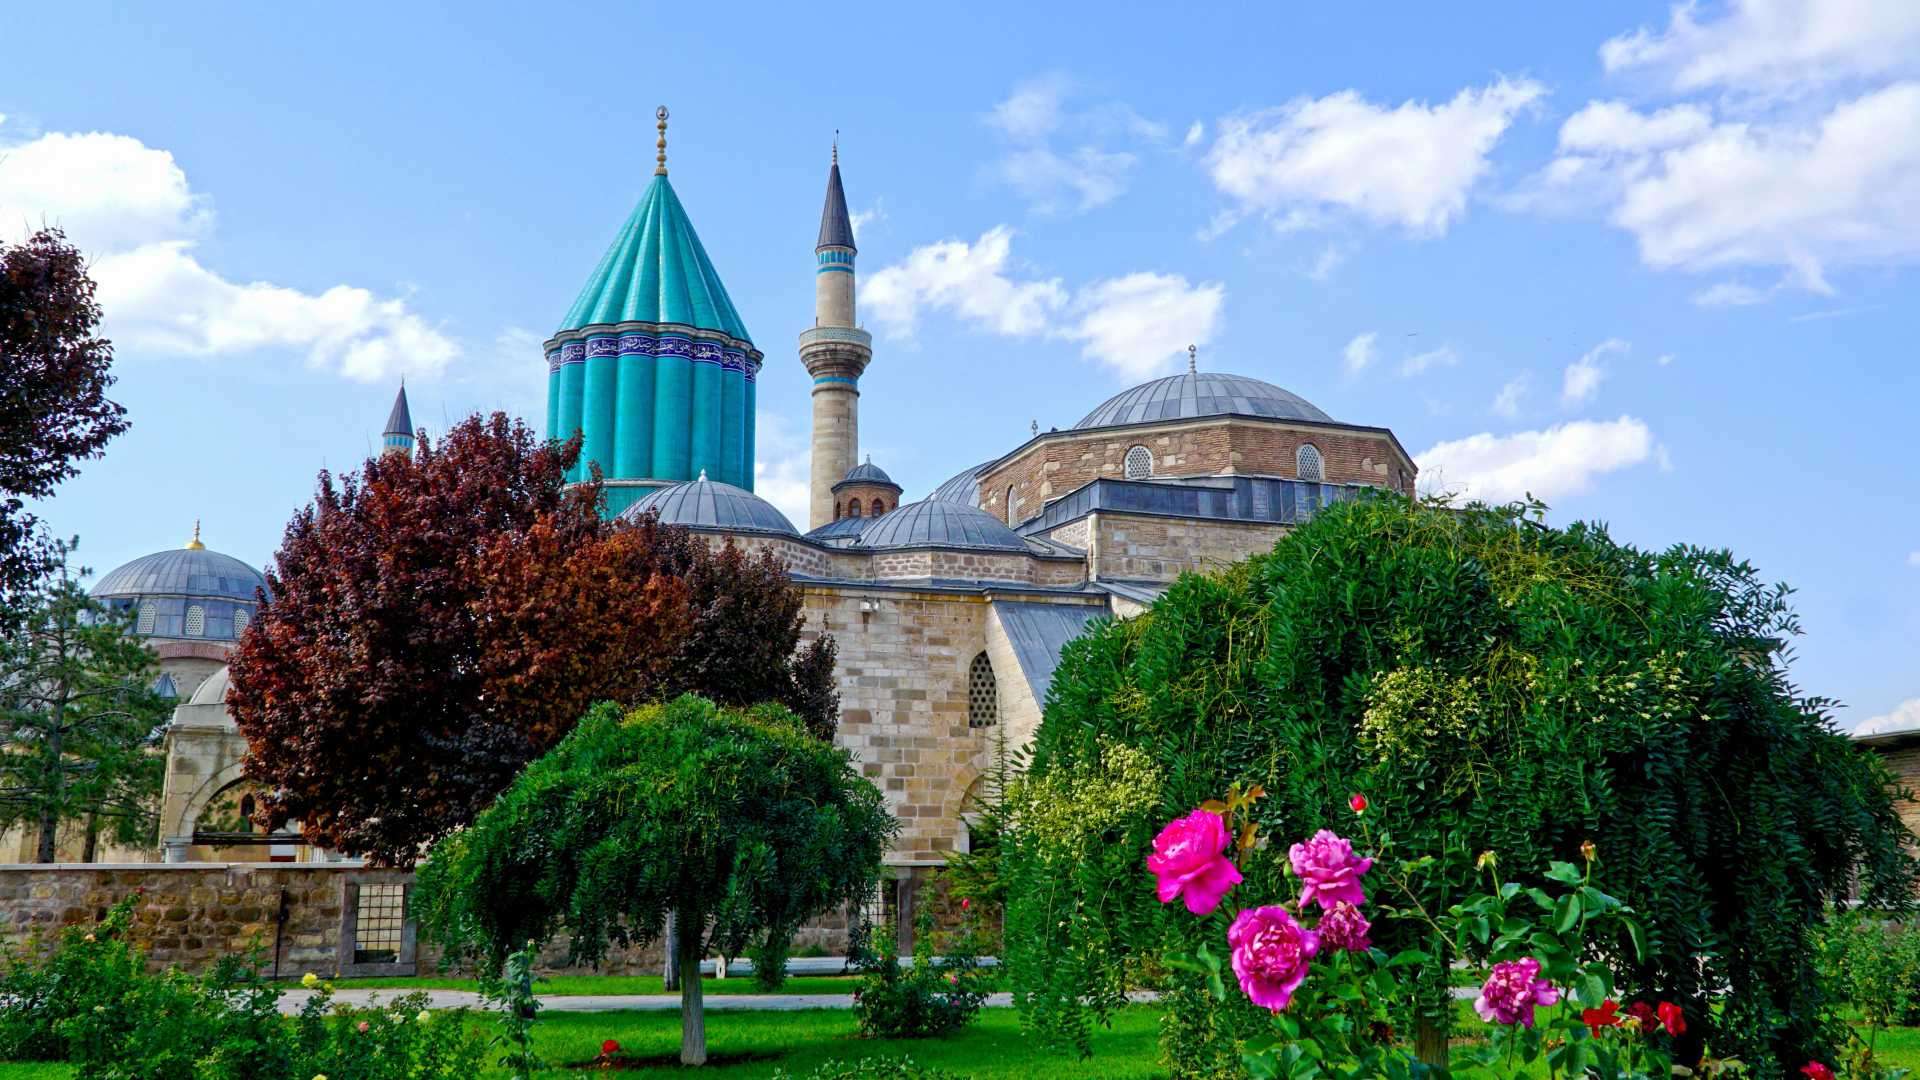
[848,498,863,518]
[1005,485,1020,523]
[184,604,206,637]
[1124,444,1154,479]
[238,793,256,834]
[968,652,998,728]
[835,501,843,519]
[136,603,156,635]
[233,607,251,637]
[1296,443,1325,482]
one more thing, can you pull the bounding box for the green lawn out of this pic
[328,972,882,996]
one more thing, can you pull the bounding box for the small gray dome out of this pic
[839,459,897,487]
[804,516,870,545]
[619,476,799,537]
[928,461,992,508]
[858,500,1027,553]
[187,666,231,706]
[1075,371,1331,430]
[92,546,266,603]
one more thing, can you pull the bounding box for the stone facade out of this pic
[977,415,1415,524]
[1078,511,1296,583]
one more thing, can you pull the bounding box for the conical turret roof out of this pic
[557,174,753,344]
[383,384,413,437]
[817,160,855,252]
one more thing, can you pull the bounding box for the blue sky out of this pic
[3,2,1916,729]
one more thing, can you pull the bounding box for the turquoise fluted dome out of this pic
[557,173,753,342]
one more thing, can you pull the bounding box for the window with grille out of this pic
[184,605,205,637]
[136,604,156,635]
[1124,445,1153,479]
[352,884,406,964]
[968,652,997,728]
[232,607,250,636]
[1296,443,1325,482]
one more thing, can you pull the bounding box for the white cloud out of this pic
[1906,550,1920,567]
[1562,339,1626,406]
[1657,353,1675,365]
[751,410,813,531]
[849,198,887,240]
[1184,121,1205,148]
[1692,280,1772,307]
[1416,416,1660,503]
[1601,0,1920,98]
[1307,244,1346,280]
[1538,83,1920,291]
[0,126,455,382]
[1203,77,1545,237]
[862,226,1222,380]
[1492,373,1529,417]
[985,75,1167,213]
[1856,697,1920,736]
[1341,331,1378,377]
[1400,345,1459,377]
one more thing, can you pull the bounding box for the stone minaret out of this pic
[798,143,871,530]
[382,382,415,455]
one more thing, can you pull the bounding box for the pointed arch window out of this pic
[848,498,863,518]
[1296,443,1325,482]
[184,604,206,637]
[1124,445,1153,479]
[1005,486,1020,523]
[968,652,998,728]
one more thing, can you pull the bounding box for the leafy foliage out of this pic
[1004,494,1917,1074]
[0,541,169,862]
[772,1057,966,1080]
[228,411,838,863]
[414,694,893,1064]
[0,229,130,621]
[851,908,992,1040]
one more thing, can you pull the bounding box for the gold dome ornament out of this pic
[185,519,205,550]
[654,105,669,175]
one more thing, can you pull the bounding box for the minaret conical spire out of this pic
[800,142,872,530]
[817,140,856,253]
[382,383,416,454]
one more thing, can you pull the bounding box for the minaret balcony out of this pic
[798,326,872,351]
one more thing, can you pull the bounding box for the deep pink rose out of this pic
[1147,810,1243,915]
[1288,829,1373,910]
[1228,905,1320,1012]
[1473,958,1560,1027]
[1317,900,1372,952]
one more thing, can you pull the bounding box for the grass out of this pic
[325,972,882,996]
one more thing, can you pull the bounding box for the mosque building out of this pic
[33,113,1417,938]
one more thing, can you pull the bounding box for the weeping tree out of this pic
[1002,494,1915,1076]
[415,695,893,1066]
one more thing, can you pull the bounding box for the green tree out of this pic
[415,695,894,1066]
[0,541,168,862]
[1003,494,1916,1075]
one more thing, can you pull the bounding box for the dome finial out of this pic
[698,467,708,481]
[1188,344,1198,375]
[833,130,839,166]
[185,519,205,551]
[654,105,670,175]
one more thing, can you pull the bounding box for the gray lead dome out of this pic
[619,476,800,537]
[92,548,267,604]
[858,500,1027,552]
[1075,371,1331,430]
[841,460,895,485]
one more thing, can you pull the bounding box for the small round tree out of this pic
[414,695,894,1066]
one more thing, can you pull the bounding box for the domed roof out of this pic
[837,458,898,488]
[187,666,230,706]
[858,500,1028,553]
[928,461,992,508]
[1075,371,1331,430]
[804,515,870,544]
[91,543,266,604]
[555,173,753,344]
[618,474,798,536]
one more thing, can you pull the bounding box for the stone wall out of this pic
[1869,741,1920,843]
[1089,511,1295,582]
[977,416,1415,524]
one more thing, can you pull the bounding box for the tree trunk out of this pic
[80,812,100,863]
[1413,1018,1447,1066]
[35,670,71,864]
[663,911,680,991]
[677,909,706,1066]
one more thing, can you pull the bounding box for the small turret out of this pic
[383,383,415,455]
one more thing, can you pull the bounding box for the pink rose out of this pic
[1288,829,1373,911]
[1147,810,1243,916]
[1227,905,1320,1012]
[356,1021,370,1034]
[1473,958,1560,1027]
[1317,901,1372,952]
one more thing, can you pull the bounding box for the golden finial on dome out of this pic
[185,519,205,551]
[655,105,670,175]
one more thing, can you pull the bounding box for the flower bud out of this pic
[1476,850,1498,871]
[1349,793,1368,814]
[1580,840,1597,863]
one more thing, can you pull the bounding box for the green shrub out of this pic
[852,909,990,1039]
[0,896,146,1061]
[1818,908,1920,1031]
[1004,494,1918,1075]
[772,1054,964,1079]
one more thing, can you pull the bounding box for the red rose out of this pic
[1801,1063,1835,1080]
[960,898,970,911]
[1657,1001,1685,1036]
[1626,1001,1658,1033]
[1349,793,1368,814]
[601,1039,620,1055]
[1582,999,1620,1038]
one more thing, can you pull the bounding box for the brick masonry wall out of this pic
[1872,744,1920,844]
[1090,511,1295,582]
[977,417,1415,524]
